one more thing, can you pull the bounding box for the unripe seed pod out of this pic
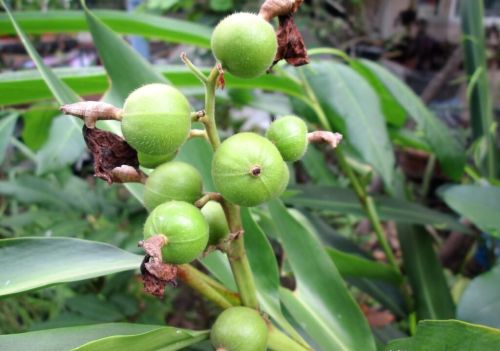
[201,201,229,245]
[212,133,288,207]
[138,151,176,169]
[144,161,203,211]
[266,115,308,161]
[121,84,191,155]
[211,13,277,79]
[210,306,268,351]
[143,201,208,264]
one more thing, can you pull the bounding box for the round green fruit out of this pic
[138,151,176,169]
[266,115,308,162]
[143,201,208,264]
[211,13,277,79]
[210,307,268,351]
[144,161,203,211]
[121,83,191,155]
[201,201,229,245]
[212,133,288,207]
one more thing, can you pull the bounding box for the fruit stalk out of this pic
[177,264,237,309]
[189,59,259,308]
[267,325,311,351]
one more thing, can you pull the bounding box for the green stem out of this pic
[268,325,311,351]
[199,64,259,309]
[177,265,234,309]
[420,154,436,198]
[195,268,242,306]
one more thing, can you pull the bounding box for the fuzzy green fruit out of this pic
[212,133,288,207]
[211,307,268,351]
[266,115,308,162]
[143,201,208,264]
[138,151,176,169]
[144,161,203,211]
[201,201,229,245]
[121,83,191,155]
[211,13,277,79]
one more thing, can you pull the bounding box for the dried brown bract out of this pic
[83,126,142,184]
[259,0,309,68]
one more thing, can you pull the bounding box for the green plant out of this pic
[121,83,191,155]
[137,151,176,169]
[143,201,209,264]
[202,201,230,245]
[1,0,500,350]
[212,132,289,207]
[210,306,269,351]
[143,161,203,211]
[266,115,308,161]
[211,12,277,78]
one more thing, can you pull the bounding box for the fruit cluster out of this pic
[121,81,309,267]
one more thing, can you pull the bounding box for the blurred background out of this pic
[1,0,499,341]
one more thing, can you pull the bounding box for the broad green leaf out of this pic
[385,320,500,351]
[284,185,470,233]
[357,59,465,180]
[21,106,59,150]
[72,327,208,351]
[327,247,402,285]
[200,251,236,291]
[0,112,18,164]
[457,264,500,328]
[241,208,306,346]
[0,10,211,48]
[303,61,395,190]
[300,145,338,186]
[0,323,163,351]
[397,224,455,320]
[461,1,497,177]
[388,127,432,153]
[350,60,406,127]
[268,199,376,351]
[0,66,303,106]
[0,237,142,297]
[439,184,500,237]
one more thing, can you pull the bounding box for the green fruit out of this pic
[201,201,229,245]
[212,133,288,207]
[266,115,308,162]
[143,201,208,264]
[121,83,191,155]
[144,161,203,211]
[210,307,268,351]
[138,151,176,169]
[211,13,277,79]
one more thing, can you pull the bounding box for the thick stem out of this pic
[222,201,259,309]
[177,265,235,309]
[268,325,311,351]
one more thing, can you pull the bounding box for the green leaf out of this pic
[300,146,338,186]
[350,60,406,127]
[457,265,500,328]
[0,237,142,297]
[303,61,395,190]
[0,323,164,351]
[439,184,500,237]
[0,1,85,173]
[356,59,465,180]
[326,247,402,284]
[385,320,500,351]
[0,66,303,106]
[397,224,455,320]
[21,106,59,150]
[241,208,306,346]
[0,10,211,48]
[284,185,470,233]
[0,112,18,164]
[268,199,376,351]
[72,327,208,351]
[461,1,497,177]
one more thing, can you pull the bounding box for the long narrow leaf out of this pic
[0,10,211,48]
[268,199,376,351]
